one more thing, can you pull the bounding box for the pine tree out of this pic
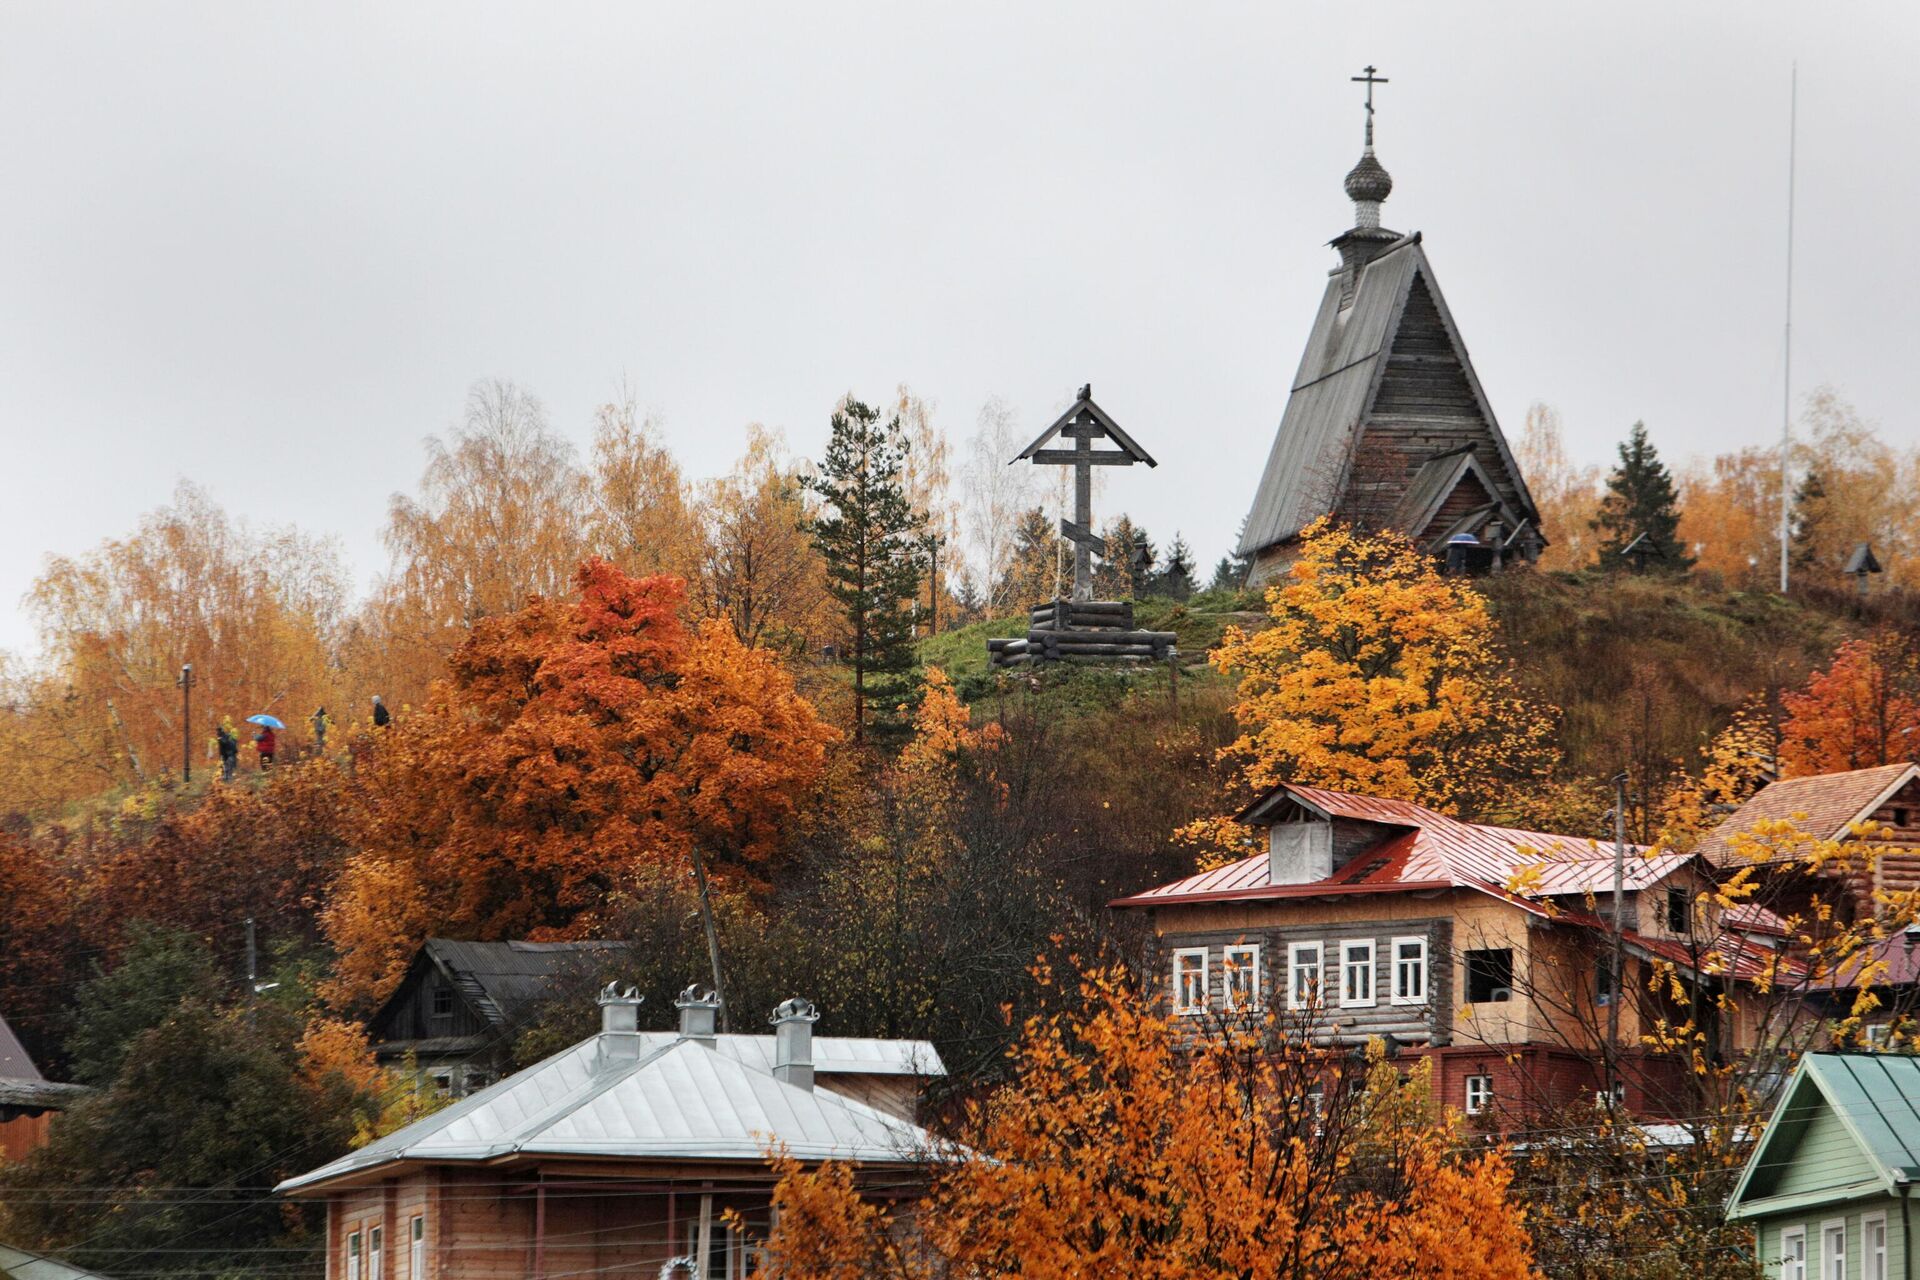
[802,399,927,746]
[1789,467,1832,576]
[1153,533,1197,600]
[1592,421,1692,569]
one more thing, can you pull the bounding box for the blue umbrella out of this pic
[246,714,286,730]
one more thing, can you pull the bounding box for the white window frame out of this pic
[1821,1218,1846,1280]
[1780,1225,1806,1280]
[1172,948,1208,1015]
[409,1215,425,1279]
[1464,1074,1493,1116]
[1288,942,1323,1011]
[1391,936,1428,1005]
[1339,939,1376,1008]
[368,1225,383,1280]
[1222,944,1262,1011]
[1864,1213,1887,1280]
[347,1230,363,1280]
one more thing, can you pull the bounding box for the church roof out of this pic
[1237,233,1539,558]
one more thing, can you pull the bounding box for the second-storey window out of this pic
[1340,940,1375,1008]
[1222,944,1261,1011]
[1288,942,1322,1010]
[1173,948,1208,1014]
[1391,937,1427,1004]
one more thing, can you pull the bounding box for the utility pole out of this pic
[177,663,195,783]
[923,533,942,637]
[1607,772,1630,1105]
[1778,63,1797,594]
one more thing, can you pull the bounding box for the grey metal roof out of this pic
[633,1032,944,1078]
[0,1013,41,1082]
[0,1078,87,1110]
[278,1027,945,1193]
[1237,233,1538,556]
[0,1244,117,1280]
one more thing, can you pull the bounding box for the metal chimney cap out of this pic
[597,981,643,1006]
[770,997,820,1025]
[674,983,719,1009]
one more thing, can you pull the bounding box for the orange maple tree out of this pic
[324,558,836,1004]
[757,967,1538,1280]
[1779,633,1920,776]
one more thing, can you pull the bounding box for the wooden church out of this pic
[1239,72,1544,586]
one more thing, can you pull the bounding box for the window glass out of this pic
[1665,887,1690,933]
[1464,949,1513,1003]
[348,1231,363,1280]
[1780,1227,1806,1280]
[1823,1222,1846,1280]
[1392,937,1426,1004]
[1340,941,1375,1008]
[1865,1215,1887,1280]
[430,985,453,1017]
[369,1226,383,1280]
[1465,1074,1493,1115]
[1173,950,1207,1014]
[1289,943,1322,1010]
[410,1216,425,1280]
[1223,945,1261,1011]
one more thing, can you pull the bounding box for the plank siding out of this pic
[1771,1108,1878,1200]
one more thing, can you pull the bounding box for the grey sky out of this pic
[3,3,1915,656]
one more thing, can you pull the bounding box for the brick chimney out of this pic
[596,982,644,1065]
[770,998,819,1091]
[674,983,720,1044]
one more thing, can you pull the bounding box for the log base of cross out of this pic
[987,598,1179,668]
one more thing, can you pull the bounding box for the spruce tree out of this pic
[1209,519,1255,592]
[802,399,926,746]
[1154,533,1197,600]
[1592,421,1692,569]
[1789,468,1831,576]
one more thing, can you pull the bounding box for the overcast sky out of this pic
[3,3,1916,657]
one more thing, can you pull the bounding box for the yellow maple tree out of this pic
[1205,519,1558,819]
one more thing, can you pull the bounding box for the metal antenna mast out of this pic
[1778,64,1798,593]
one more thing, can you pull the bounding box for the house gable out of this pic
[1729,1054,1920,1220]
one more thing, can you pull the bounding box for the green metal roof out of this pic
[0,1243,117,1280]
[1728,1053,1920,1220]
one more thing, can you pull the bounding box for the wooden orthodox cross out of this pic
[1012,384,1156,602]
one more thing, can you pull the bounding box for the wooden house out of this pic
[1725,1052,1920,1279]
[1112,782,1789,1121]
[366,939,633,1097]
[278,985,944,1280]
[1236,106,1543,585]
[0,1010,84,1163]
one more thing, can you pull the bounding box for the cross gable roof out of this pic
[1014,386,1157,467]
[1728,1053,1920,1219]
[1696,763,1920,867]
[1238,235,1537,556]
[370,939,635,1034]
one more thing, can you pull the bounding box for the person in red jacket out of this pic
[254,725,276,769]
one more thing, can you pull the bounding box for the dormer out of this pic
[1238,785,1416,887]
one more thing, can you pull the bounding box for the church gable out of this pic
[1341,267,1535,540]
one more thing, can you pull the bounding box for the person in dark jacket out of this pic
[254,725,276,769]
[371,695,391,728]
[310,706,330,755]
[216,721,239,783]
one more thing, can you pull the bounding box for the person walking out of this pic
[310,706,330,756]
[216,720,239,783]
[254,723,277,769]
[371,694,391,729]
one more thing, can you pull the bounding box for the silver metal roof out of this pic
[632,1032,945,1078]
[278,1030,944,1193]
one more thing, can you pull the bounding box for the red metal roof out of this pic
[1117,783,1670,912]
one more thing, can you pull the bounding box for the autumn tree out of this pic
[324,559,834,1006]
[995,506,1061,610]
[961,397,1039,614]
[587,392,704,584]
[375,379,589,696]
[757,967,1538,1280]
[1095,514,1154,600]
[698,425,832,651]
[803,399,927,746]
[1514,402,1603,572]
[27,481,347,795]
[1778,633,1920,775]
[1205,519,1558,820]
[1594,421,1691,569]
